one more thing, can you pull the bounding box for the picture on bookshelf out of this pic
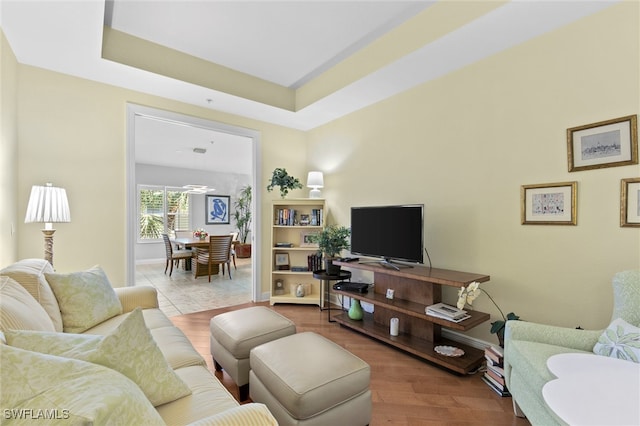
[300,231,319,247]
[275,253,290,270]
[300,214,310,225]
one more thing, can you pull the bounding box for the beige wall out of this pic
[308,2,639,342]
[0,30,19,266]
[14,65,307,288]
[2,4,639,343]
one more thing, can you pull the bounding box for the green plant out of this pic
[233,185,252,244]
[267,168,303,198]
[457,282,520,345]
[309,225,351,258]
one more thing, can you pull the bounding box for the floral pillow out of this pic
[45,265,122,333]
[5,308,191,406]
[593,318,640,363]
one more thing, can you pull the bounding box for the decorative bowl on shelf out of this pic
[434,345,465,357]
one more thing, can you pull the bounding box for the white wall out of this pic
[135,163,250,261]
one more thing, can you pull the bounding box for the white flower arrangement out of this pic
[457,281,520,341]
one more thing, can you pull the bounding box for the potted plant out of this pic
[232,185,252,258]
[309,225,351,275]
[267,168,303,198]
[457,282,520,347]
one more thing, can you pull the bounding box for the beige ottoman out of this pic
[250,332,371,426]
[210,306,296,401]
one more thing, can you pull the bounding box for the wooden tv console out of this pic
[332,260,490,374]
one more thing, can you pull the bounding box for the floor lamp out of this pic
[24,183,71,267]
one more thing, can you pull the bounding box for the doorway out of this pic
[125,104,261,307]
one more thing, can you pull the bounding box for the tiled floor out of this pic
[135,257,252,317]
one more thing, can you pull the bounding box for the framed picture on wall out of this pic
[620,177,640,227]
[205,195,230,224]
[567,115,638,172]
[521,181,577,225]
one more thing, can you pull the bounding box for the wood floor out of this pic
[170,302,530,426]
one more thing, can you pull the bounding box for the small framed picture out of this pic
[205,195,230,224]
[275,253,290,270]
[300,231,319,248]
[567,115,638,172]
[521,182,577,225]
[300,214,310,226]
[620,177,640,227]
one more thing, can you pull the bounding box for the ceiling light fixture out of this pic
[183,184,214,194]
[193,147,207,154]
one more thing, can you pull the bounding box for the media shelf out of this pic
[333,261,490,374]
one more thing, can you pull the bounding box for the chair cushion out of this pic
[0,276,55,332]
[0,345,164,425]
[0,258,63,331]
[5,307,192,407]
[45,265,123,333]
[611,270,640,327]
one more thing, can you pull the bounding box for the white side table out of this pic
[542,353,640,425]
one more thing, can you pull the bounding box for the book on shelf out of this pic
[425,303,470,322]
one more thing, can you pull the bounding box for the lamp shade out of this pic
[306,171,324,189]
[24,183,71,226]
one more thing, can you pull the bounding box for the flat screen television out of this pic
[350,204,424,268]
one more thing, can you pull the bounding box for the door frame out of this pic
[125,104,262,302]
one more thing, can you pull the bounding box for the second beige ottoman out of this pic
[250,332,371,425]
[210,306,296,401]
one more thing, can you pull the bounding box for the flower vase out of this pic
[348,299,364,320]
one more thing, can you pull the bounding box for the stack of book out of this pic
[425,303,471,323]
[482,346,511,397]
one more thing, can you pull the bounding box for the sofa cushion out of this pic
[157,365,240,425]
[0,345,164,425]
[0,258,63,331]
[45,265,122,333]
[506,340,590,390]
[5,307,191,407]
[0,276,55,332]
[593,318,640,363]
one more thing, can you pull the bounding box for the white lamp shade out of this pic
[24,183,71,224]
[307,171,324,189]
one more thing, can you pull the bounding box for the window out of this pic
[138,185,190,241]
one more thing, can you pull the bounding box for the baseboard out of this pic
[442,329,494,351]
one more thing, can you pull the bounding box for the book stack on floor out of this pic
[482,345,511,397]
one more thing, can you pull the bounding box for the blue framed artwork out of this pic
[205,195,230,224]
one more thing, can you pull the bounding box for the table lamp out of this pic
[307,171,324,199]
[24,182,71,267]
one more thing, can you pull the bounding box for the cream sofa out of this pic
[0,259,277,425]
[504,270,640,425]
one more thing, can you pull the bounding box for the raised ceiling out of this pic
[0,1,618,172]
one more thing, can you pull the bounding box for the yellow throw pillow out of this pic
[5,308,192,406]
[45,265,122,333]
[0,345,165,425]
[0,276,55,332]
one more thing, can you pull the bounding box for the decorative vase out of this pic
[348,299,364,320]
[296,284,305,297]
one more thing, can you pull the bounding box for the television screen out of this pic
[350,204,424,265]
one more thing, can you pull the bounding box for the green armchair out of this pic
[504,270,640,425]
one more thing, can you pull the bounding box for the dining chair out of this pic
[194,235,233,282]
[229,232,239,271]
[174,230,193,250]
[162,234,194,276]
